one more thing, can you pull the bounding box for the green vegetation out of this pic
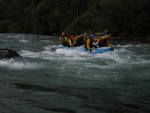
[0,0,150,40]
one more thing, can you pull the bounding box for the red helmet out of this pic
[70,35,74,39]
[61,32,65,36]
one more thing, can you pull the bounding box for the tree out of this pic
[32,0,50,34]
[0,0,8,20]
[0,0,149,39]
[9,0,24,21]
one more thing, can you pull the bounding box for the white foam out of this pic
[44,45,57,51]
[55,48,89,60]
[19,39,29,43]
[131,58,150,65]
[19,45,150,69]
[0,59,40,70]
[20,50,58,60]
[116,44,133,48]
[20,50,39,58]
[41,40,49,42]
[84,63,109,69]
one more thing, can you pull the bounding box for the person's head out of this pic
[61,32,65,36]
[104,29,108,34]
[90,34,94,39]
[83,33,87,36]
[101,32,106,36]
[70,35,74,39]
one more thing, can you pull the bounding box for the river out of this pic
[0,34,150,113]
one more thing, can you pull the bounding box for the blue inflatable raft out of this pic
[57,45,114,54]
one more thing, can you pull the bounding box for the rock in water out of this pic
[0,48,21,59]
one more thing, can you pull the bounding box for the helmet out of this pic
[101,33,106,36]
[61,32,65,36]
[90,34,94,38]
[104,29,108,33]
[70,35,74,39]
[83,33,86,35]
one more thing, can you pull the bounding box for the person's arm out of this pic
[68,38,73,47]
[107,40,112,47]
[93,38,99,43]
[86,39,91,50]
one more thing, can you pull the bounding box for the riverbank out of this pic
[113,35,150,43]
[0,33,150,44]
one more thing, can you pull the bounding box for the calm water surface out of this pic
[0,34,150,113]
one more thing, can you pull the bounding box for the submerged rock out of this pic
[0,48,21,59]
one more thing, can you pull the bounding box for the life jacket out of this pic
[100,39,107,47]
[70,38,74,45]
[85,38,93,50]
[68,38,73,47]
[99,35,110,47]
[76,36,85,46]
[59,37,69,46]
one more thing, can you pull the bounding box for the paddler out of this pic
[85,34,94,51]
[69,35,74,47]
[74,33,86,47]
[99,34,112,47]
[59,32,72,47]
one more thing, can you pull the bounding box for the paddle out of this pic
[90,37,101,51]
[107,34,112,47]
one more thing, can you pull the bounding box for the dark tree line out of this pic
[0,0,149,39]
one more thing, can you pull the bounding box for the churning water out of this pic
[0,34,150,113]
